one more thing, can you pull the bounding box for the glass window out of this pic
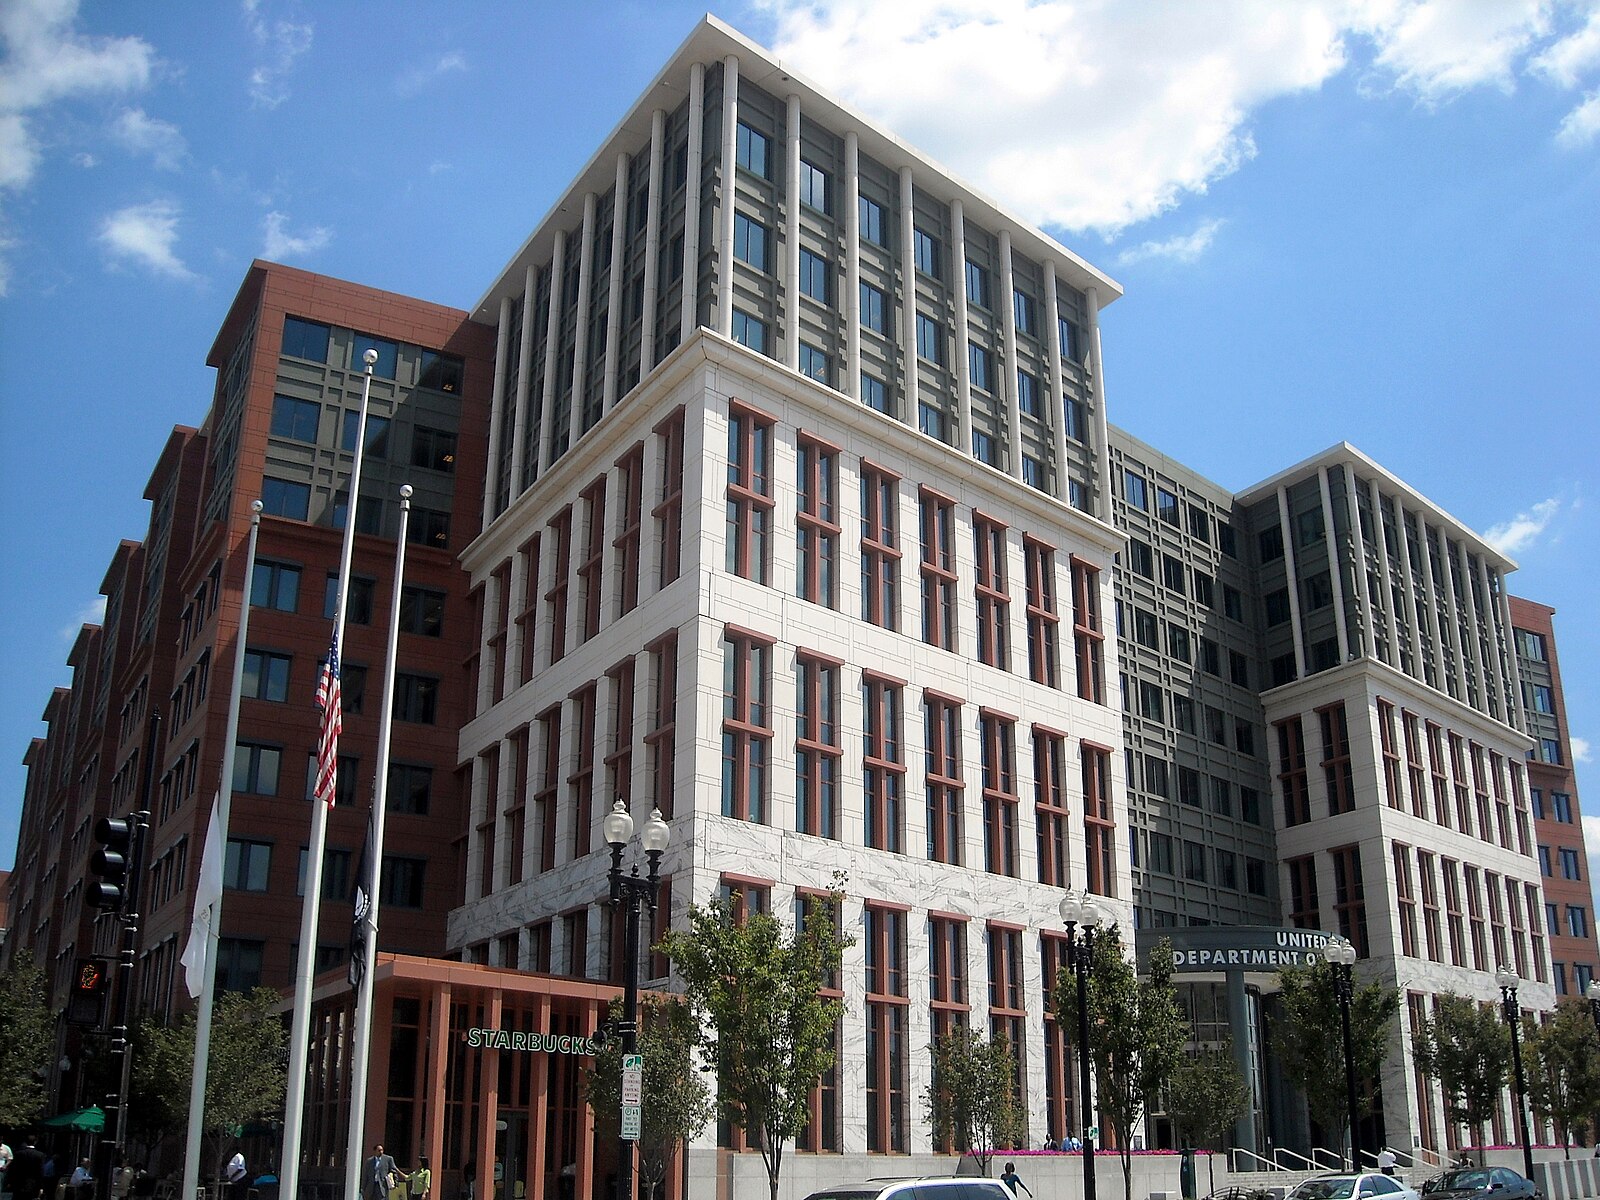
[861,372,888,413]
[351,333,398,379]
[250,561,300,612]
[1123,470,1148,510]
[242,649,291,702]
[340,411,391,457]
[1022,455,1044,489]
[916,313,943,364]
[965,260,990,309]
[736,122,770,177]
[224,839,271,892]
[411,426,457,472]
[972,430,996,466]
[1058,316,1081,362]
[732,310,767,353]
[860,281,887,333]
[914,228,940,277]
[281,316,330,363]
[270,395,320,442]
[733,213,769,271]
[799,248,830,302]
[1017,369,1040,417]
[399,586,445,636]
[1156,489,1179,525]
[1013,290,1038,336]
[859,195,886,246]
[260,478,310,521]
[416,350,463,393]
[799,159,829,212]
[799,343,830,385]
[968,344,992,392]
[918,402,945,441]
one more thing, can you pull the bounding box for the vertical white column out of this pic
[1494,567,1526,731]
[716,55,740,338]
[998,230,1022,477]
[570,193,597,436]
[642,108,665,372]
[681,63,706,343]
[602,155,629,413]
[1407,507,1446,690]
[482,295,512,529]
[1366,479,1400,668]
[898,166,919,428]
[949,200,973,446]
[1339,467,1374,662]
[1429,522,1466,698]
[1085,287,1113,520]
[1043,266,1070,501]
[1317,468,1350,662]
[783,93,801,371]
[511,266,537,495]
[537,230,567,476]
[1278,488,1307,680]
[844,131,862,401]
[1456,541,1489,707]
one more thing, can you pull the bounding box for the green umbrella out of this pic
[41,1106,105,1131]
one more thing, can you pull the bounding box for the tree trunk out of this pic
[1122,1148,1134,1200]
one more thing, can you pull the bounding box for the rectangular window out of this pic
[980,712,1019,876]
[1319,703,1355,815]
[799,342,830,385]
[861,372,888,413]
[1017,368,1041,417]
[1123,469,1148,510]
[646,632,678,817]
[864,904,909,1153]
[916,313,943,364]
[379,856,426,908]
[799,248,830,303]
[351,333,398,378]
[417,349,463,393]
[986,922,1028,1117]
[925,692,964,865]
[861,462,901,630]
[731,309,767,353]
[411,426,457,472]
[613,445,644,618]
[1331,844,1368,956]
[722,628,774,822]
[233,742,281,795]
[920,488,958,651]
[863,673,905,853]
[1277,717,1310,826]
[1128,539,1153,577]
[1024,537,1060,687]
[260,478,311,521]
[799,159,829,212]
[281,315,330,362]
[974,514,1010,670]
[242,649,291,702]
[1071,560,1105,703]
[224,838,271,892]
[860,281,887,333]
[965,259,991,309]
[655,408,685,588]
[1288,855,1319,928]
[929,914,969,1041]
[968,343,993,392]
[796,435,840,608]
[1417,849,1442,961]
[393,673,438,724]
[270,394,320,442]
[736,121,770,177]
[340,411,391,457]
[795,652,842,840]
[1393,843,1418,958]
[215,938,265,993]
[733,213,770,272]
[726,402,776,584]
[1156,488,1180,526]
[398,586,445,637]
[1082,744,1114,895]
[859,194,886,246]
[1559,847,1583,879]
[914,227,940,277]
[1034,728,1070,887]
[251,560,301,612]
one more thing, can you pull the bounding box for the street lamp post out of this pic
[1495,966,1536,1184]
[1322,935,1361,1170]
[1585,979,1600,1036]
[603,799,671,1200]
[1059,889,1107,1200]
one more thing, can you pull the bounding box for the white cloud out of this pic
[97,199,195,280]
[1117,218,1225,266]
[111,107,186,170]
[1554,89,1600,147]
[396,51,467,97]
[1531,7,1600,87]
[1483,496,1564,555]
[760,0,1599,238]
[58,595,106,641]
[241,0,313,109]
[73,150,96,168]
[0,0,155,190]
[1571,735,1592,764]
[262,210,330,260]
[427,160,451,175]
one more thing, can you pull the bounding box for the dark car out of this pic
[1420,1167,1538,1200]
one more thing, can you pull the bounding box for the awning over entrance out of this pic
[41,1106,105,1131]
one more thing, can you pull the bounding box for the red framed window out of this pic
[860,461,901,630]
[1408,993,1437,1153]
[477,744,499,899]
[987,922,1028,1110]
[864,903,909,1153]
[1070,559,1104,703]
[488,559,512,704]
[1318,703,1354,815]
[465,582,484,716]
[515,533,541,687]
[1505,876,1528,978]
[1393,842,1417,958]
[726,401,776,584]
[1033,727,1070,888]
[1040,931,1074,1144]
[507,726,529,887]
[1427,721,1452,828]
[924,691,964,865]
[578,475,607,642]
[920,486,958,651]
[653,407,685,588]
[1287,854,1319,928]
[973,512,1010,669]
[645,632,678,817]
[722,626,774,822]
[980,710,1019,876]
[1448,732,1473,835]
[796,650,842,839]
[863,672,905,853]
[1524,883,1546,983]
[535,707,560,873]
[1490,751,1512,849]
[929,912,969,1040]
[1081,743,1115,896]
[613,443,644,617]
[1470,743,1493,844]
[796,891,843,1152]
[1276,717,1310,826]
[797,434,840,607]
[1024,536,1060,687]
[568,683,597,857]
[546,506,573,664]
[1330,843,1368,956]
[1377,699,1402,810]
[605,656,636,808]
[1509,762,1531,855]
[1442,858,1467,966]
[1402,710,1427,819]
[1417,849,1442,962]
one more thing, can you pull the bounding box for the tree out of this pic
[582,995,713,1199]
[1270,960,1399,1149]
[129,988,288,1170]
[659,890,851,1200]
[1523,998,1600,1156]
[923,1027,1026,1174]
[1412,993,1509,1149]
[0,950,56,1127]
[1055,929,1188,1200]
[1167,1047,1250,1193]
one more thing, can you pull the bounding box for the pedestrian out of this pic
[2,1140,14,1174]
[1377,1148,1397,1177]
[8,1137,47,1200]
[69,1158,94,1200]
[460,1159,475,1200]
[362,1143,404,1200]
[1000,1161,1033,1198]
[408,1157,431,1200]
[225,1148,249,1200]
[111,1156,135,1200]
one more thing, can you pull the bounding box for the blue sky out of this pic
[1,0,1597,878]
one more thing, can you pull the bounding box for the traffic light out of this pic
[65,956,112,1028]
[89,816,134,911]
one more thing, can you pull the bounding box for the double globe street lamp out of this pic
[1059,888,1109,1200]
[1493,966,1536,1185]
[602,799,671,1200]
[1321,935,1361,1170]
[1586,978,1600,1035]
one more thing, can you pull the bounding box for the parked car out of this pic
[1420,1166,1538,1200]
[1289,1173,1422,1200]
[803,1179,1016,1200]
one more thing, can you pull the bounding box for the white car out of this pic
[804,1179,1016,1200]
[1289,1173,1422,1200]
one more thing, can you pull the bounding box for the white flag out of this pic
[180,794,224,998]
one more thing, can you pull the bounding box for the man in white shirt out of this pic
[225,1150,248,1200]
[1377,1149,1398,1176]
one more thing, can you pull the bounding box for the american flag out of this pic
[314,630,342,807]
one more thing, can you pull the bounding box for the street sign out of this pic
[621,1053,644,1139]
[621,1106,641,1139]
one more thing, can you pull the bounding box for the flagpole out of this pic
[343,485,412,1200]
[282,348,379,1200]
[181,500,263,1200]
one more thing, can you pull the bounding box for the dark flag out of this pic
[349,800,377,990]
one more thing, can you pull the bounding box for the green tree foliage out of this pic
[923,1027,1026,1174]
[660,891,851,1200]
[1270,960,1399,1148]
[130,988,288,1169]
[1412,993,1509,1148]
[1523,997,1600,1155]
[1055,930,1188,1200]
[582,995,713,1197]
[1167,1047,1250,1193]
[0,950,56,1127]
